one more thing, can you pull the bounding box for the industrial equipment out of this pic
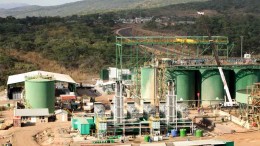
[210,40,237,107]
[25,78,55,113]
[166,81,177,124]
[113,81,124,124]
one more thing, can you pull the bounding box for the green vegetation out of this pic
[149,15,260,55]
[0,50,39,86]
[1,0,260,88]
[0,0,207,18]
[0,14,116,87]
[133,0,260,17]
[141,0,260,56]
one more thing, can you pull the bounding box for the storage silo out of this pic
[25,78,55,113]
[235,69,260,91]
[165,69,195,104]
[200,69,229,106]
[100,69,109,80]
[141,67,156,104]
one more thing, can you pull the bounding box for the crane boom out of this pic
[209,40,235,106]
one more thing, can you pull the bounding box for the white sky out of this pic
[0,0,82,6]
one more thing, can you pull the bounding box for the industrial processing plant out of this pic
[9,71,76,126]
[2,34,260,146]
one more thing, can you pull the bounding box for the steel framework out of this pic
[115,36,234,97]
[237,83,260,129]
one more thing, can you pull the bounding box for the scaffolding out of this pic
[237,83,260,128]
[166,81,177,127]
[247,83,260,128]
[95,116,107,139]
[149,116,160,135]
[115,36,234,98]
[113,81,124,124]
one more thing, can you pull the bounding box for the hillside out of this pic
[0,0,207,18]
[121,0,260,18]
[137,0,260,55]
[0,3,29,9]
[0,14,117,87]
[1,0,260,88]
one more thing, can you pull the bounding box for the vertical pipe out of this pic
[116,45,118,80]
[175,90,177,130]
[197,45,199,57]
[154,68,157,106]
[136,47,139,95]
[120,46,123,80]
[241,36,243,60]
[139,123,141,136]
[227,45,229,58]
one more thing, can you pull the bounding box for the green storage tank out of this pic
[141,67,156,103]
[144,135,150,142]
[180,129,186,137]
[236,89,250,104]
[78,122,90,135]
[195,129,203,137]
[25,78,55,113]
[122,74,129,80]
[166,69,195,103]
[200,69,229,106]
[71,118,78,130]
[100,69,109,80]
[77,117,90,135]
[86,117,94,129]
[235,69,260,91]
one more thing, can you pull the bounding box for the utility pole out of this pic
[240,36,243,59]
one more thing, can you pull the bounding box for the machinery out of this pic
[166,81,177,124]
[113,81,124,124]
[210,40,237,107]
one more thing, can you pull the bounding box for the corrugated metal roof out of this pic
[14,108,49,116]
[7,70,76,85]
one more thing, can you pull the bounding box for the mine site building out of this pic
[13,108,49,127]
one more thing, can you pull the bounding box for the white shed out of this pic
[55,109,68,122]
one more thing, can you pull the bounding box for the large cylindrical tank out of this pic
[25,78,55,113]
[141,67,156,104]
[166,69,195,102]
[200,69,229,106]
[235,69,260,91]
[235,89,249,104]
[100,69,109,80]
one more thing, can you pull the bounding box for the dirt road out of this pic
[0,122,70,146]
[216,131,260,146]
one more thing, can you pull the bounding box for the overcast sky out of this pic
[0,0,82,6]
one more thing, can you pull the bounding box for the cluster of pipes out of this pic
[93,80,194,137]
[113,80,177,125]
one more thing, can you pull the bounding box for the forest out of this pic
[1,0,260,87]
[0,14,117,87]
[145,14,260,56]
[142,0,260,56]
